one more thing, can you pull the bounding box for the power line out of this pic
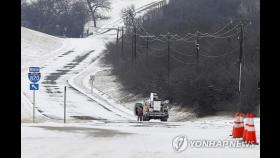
[116,21,249,72]
[197,21,233,37]
[197,24,240,38]
[130,23,240,42]
[199,48,238,58]
[215,24,239,36]
[150,37,167,43]
[201,32,239,39]
[170,47,195,57]
[174,38,196,43]
[95,19,245,41]
[212,21,233,35]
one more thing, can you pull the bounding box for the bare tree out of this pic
[85,0,111,27]
[55,0,70,14]
[122,5,136,29]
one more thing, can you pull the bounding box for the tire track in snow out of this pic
[42,50,94,94]
[37,48,126,120]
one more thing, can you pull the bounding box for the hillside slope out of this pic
[21,27,64,122]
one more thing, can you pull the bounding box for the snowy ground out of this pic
[21,0,260,157]
[22,117,260,158]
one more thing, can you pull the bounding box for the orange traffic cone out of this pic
[231,112,239,137]
[232,112,244,138]
[245,113,258,144]
[243,113,249,141]
[237,113,245,137]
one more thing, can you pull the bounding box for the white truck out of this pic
[134,93,169,122]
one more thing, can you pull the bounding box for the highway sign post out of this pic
[28,67,40,123]
[64,86,67,124]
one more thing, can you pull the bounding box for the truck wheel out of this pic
[143,116,147,121]
[144,116,150,121]
[161,118,167,122]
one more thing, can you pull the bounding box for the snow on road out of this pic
[21,117,260,158]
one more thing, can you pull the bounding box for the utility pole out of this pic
[140,35,155,66]
[64,86,67,123]
[167,33,171,88]
[195,31,200,106]
[131,28,134,66]
[116,27,119,59]
[195,31,200,66]
[134,25,137,65]
[238,23,244,92]
[238,22,244,112]
[116,27,119,43]
[146,36,149,65]
[121,27,124,58]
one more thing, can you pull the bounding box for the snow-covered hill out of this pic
[21,27,63,72]
[21,27,64,122]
